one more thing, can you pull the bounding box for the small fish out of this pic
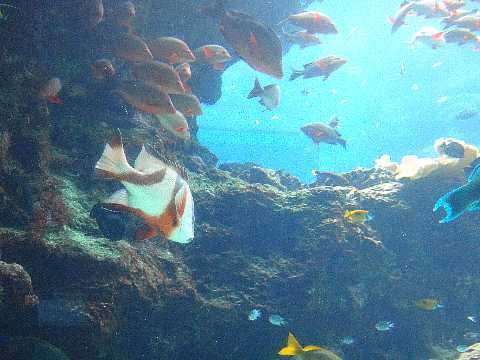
[467,316,478,323]
[344,210,373,224]
[340,336,354,345]
[271,115,280,121]
[411,83,420,91]
[444,28,479,45]
[400,63,406,75]
[389,1,414,34]
[433,164,480,223]
[290,56,347,81]
[38,77,62,104]
[194,44,232,71]
[169,94,203,117]
[174,63,192,93]
[95,130,194,243]
[409,26,445,49]
[149,37,196,64]
[415,298,443,311]
[280,11,338,34]
[91,59,116,81]
[248,309,262,321]
[456,345,469,353]
[153,111,191,141]
[432,61,443,68]
[132,61,185,94]
[111,33,153,63]
[456,108,479,120]
[85,0,104,29]
[437,95,449,104]
[301,116,346,148]
[247,78,280,110]
[268,314,287,326]
[283,30,322,49]
[375,321,395,331]
[464,331,480,339]
[445,13,480,32]
[301,89,310,96]
[278,332,342,360]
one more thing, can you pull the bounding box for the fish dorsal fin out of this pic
[147,145,189,181]
[175,184,188,218]
[247,78,263,99]
[303,345,323,352]
[468,164,480,183]
[329,115,339,128]
[104,189,129,206]
[134,145,166,173]
[278,332,304,356]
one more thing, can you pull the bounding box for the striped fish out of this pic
[95,130,194,243]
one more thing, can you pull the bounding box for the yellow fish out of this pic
[415,298,443,311]
[278,332,342,360]
[344,210,372,224]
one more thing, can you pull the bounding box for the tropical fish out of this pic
[247,78,280,111]
[415,298,443,310]
[278,332,342,360]
[403,0,449,19]
[290,56,347,81]
[344,210,373,224]
[149,37,196,65]
[443,9,479,28]
[95,130,194,243]
[433,164,480,223]
[268,314,287,326]
[389,1,414,34]
[340,336,354,345]
[409,27,446,49]
[114,80,175,115]
[175,62,192,93]
[375,321,395,331]
[283,30,322,49]
[38,77,62,104]
[203,0,283,79]
[194,45,232,71]
[132,61,185,94]
[280,11,338,35]
[91,59,116,81]
[301,117,346,148]
[467,316,478,323]
[457,345,469,353]
[111,33,153,63]
[248,309,262,321]
[444,13,480,31]
[444,28,479,45]
[153,111,190,141]
[169,94,202,117]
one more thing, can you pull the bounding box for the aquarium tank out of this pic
[1,0,480,359]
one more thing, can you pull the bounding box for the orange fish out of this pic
[169,94,202,117]
[38,77,62,104]
[114,80,176,115]
[280,11,338,34]
[283,30,322,49]
[95,131,194,243]
[301,116,346,148]
[91,59,116,81]
[174,63,192,93]
[153,111,191,141]
[290,55,347,81]
[194,44,232,71]
[149,37,196,65]
[132,61,185,94]
[111,33,153,63]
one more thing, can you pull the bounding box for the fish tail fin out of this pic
[278,333,304,356]
[95,129,134,179]
[338,138,347,149]
[247,78,263,98]
[289,69,304,81]
[433,186,474,223]
[344,210,351,218]
[201,0,225,18]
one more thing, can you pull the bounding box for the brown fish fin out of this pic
[247,78,263,98]
[95,129,135,178]
[135,226,157,241]
[145,145,189,181]
[175,184,188,218]
[104,189,129,206]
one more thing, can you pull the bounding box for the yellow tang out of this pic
[344,210,372,224]
[415,298,442,311]
[278,332,342,360]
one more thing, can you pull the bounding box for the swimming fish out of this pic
[456,345,469,353]
[169,94,203,117]
[443,9,479,28]
[38,77,62,104]
[280,11,338,35]
[301,116,346,148]
[194,45,232,71]
[203,0,283,79]
[268,314,287,326]
[149,37,196,65]
[153,111,191,141]
[283,30,322,49]
[95,130,194,243]
[114,80,176,115]
[389,1,414,34]
[444,13,480,31]
[456,108,479,120]
[132,61,185,94]
[444,28,479,45]
[403,0,449,19]
[433,163,480,223]
[278,332,342,360]
[290,56,347,81]
[175,63,192,93]
[415,298,443,310]
[91,59,116,81]
[340,336,354,345]
[375,321,395,331]
[248,309,262,321]
[409,26,445,49]
[467,316,478,323]
[111,33,153,63]
[344,210,373,224]
[247,78,280,111]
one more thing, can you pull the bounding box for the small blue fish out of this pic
[340,336,354,345]
[268,314,287,326]
[248,309,262,321]
[375,321,395,331]
[456,345,469,353]
[433,164,480,223]
[467,316,478,323]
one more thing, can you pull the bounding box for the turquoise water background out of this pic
[198,1,480,182]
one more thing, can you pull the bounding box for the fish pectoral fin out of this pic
[175,185,189,219]
[135,225,157,241]
[95,129,135,179]
[303,346,323,352]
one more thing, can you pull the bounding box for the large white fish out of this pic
[95,131,194,243]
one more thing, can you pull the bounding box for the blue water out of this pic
[198,1,480,182]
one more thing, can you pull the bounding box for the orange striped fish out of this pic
[95,131,194,243]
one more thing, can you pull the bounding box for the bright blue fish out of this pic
[248,309,262,321]
[433,164,480,223]
[456,345,469,353]
[375,320,395,331]
[340,336,354,345]
[268,314,287,326]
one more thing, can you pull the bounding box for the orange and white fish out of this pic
[95,131,194,243]
[169,94,203,117]
[280,11,338,34]
[154,111,191,141]
[194,44,232,70]
[149,37,196,65]
[132,60,185,94]
[38,77,62,104]
[174,62,192,93]
[409,26,445,49]
[389,1,414,34]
